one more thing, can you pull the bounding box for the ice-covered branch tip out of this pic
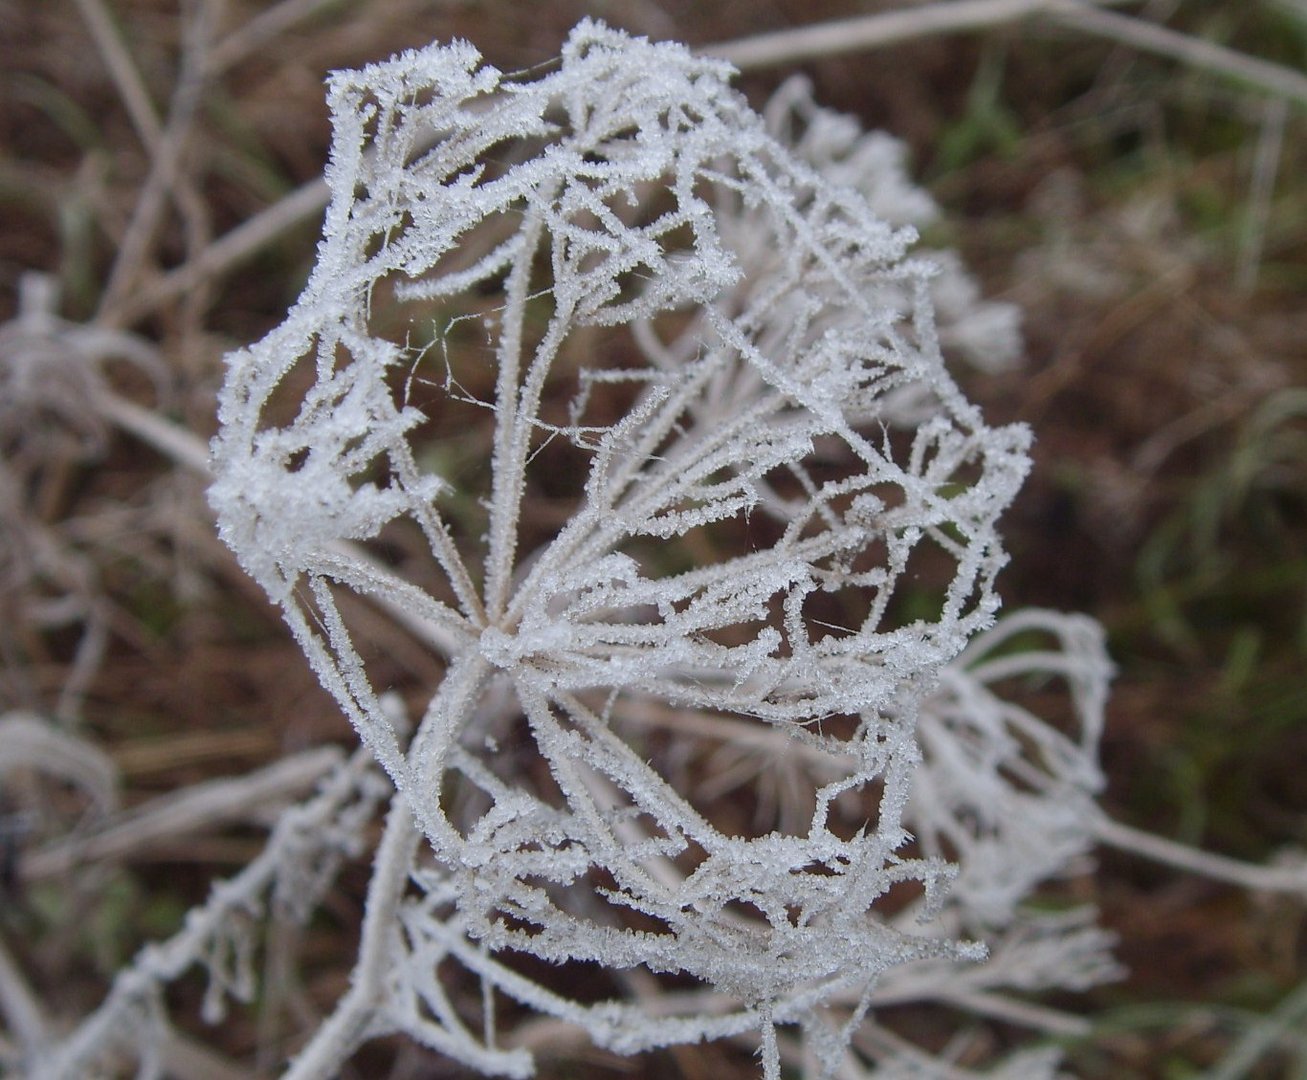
[209,18,1032,1074]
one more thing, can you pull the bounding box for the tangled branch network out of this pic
[205,20,1108,1077]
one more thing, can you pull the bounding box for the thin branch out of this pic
[96,0,216,323]
[1095,816,1307,895]
[1051,0,1307,107]
[942,989,1093,1037]
[118,175,330,325]
[22,747,343,880]
[705,0,1307,111]
[210,0,349,73]
[703,0,1120,69]
[1205,976,1307,1080]
[851,1021,993,1080]
[282,793,420,1080]
[98,390,214,475]
[0,935,49,1062]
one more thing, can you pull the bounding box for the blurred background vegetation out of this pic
[1,0,1304,1075]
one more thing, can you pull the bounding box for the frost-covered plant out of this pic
[199,19,1102,1077]
[8,10,1307,1079]
[42,746,390,1080]
[759,76,1023,379]
[910,608,1111,929]
[205,18,1037,1075]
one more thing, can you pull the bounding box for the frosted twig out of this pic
[46,747,388,1078]
[758,1001,781,1080]
[283,793,421,1080]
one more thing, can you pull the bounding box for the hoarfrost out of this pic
[203,20,1092,1077]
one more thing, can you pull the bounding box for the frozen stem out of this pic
[282,793,420,1080]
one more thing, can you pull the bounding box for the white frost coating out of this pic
[910,608,1112,927]
[210,20,1035,1075]
[760,77,1023,375]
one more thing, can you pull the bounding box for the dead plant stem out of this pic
[96,0,216,323]
[0,936,48,1063]
[706,0,1126,69]
[22,747,343,880]
[1095,816,1307,895]
[707,0,1307,110]
[73,0,163,150]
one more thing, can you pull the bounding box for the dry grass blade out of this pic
[1236,96,1288,294]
